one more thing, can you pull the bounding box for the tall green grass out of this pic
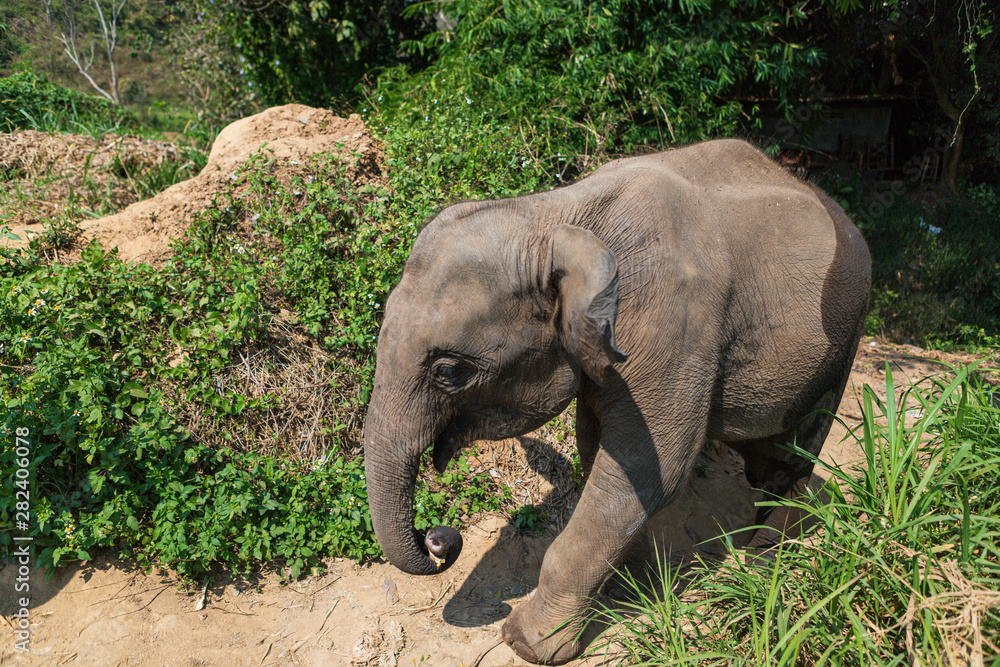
[596,364,1000,665]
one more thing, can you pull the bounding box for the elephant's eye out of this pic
[430,356,475,391]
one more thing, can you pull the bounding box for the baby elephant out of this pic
[363,139,870,664]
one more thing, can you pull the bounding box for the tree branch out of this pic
[93,0,126,104]
[57,0,125,105]
[58,28,115,103]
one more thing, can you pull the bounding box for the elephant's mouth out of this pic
[432,417,470,473]
[432,408,550,473]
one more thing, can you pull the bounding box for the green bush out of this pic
[206,0,431,108]
[0,70,127,133]
[375,0,826,181]
[826,178,1000,346]
[0,149,511,578]
[859,190,1000,346]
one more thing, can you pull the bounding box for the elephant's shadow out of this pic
[441,435,833,633]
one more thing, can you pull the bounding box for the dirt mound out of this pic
[76,105,380,265]
[1,105,380,266]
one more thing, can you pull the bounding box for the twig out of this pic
[311,575,341,596]
[469,639,503,667]
[315,600,339,640]
[291,600,339,654]
[109,584,172,618]
[406,579,455,613]
[194,578,210,611]
[258,642,273,666]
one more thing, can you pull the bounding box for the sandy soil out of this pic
[1,338,986,666]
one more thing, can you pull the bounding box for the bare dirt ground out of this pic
[2,338,989,667]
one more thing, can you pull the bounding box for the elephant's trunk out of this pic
[363,393,462,576]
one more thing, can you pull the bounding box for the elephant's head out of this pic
[364,204,627,575]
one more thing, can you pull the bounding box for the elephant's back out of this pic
[587,142,869,440]
[593,139,802,192]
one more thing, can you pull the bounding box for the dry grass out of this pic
[163,314,369,463]
[0,130,188,226]
[898,555,1000,667]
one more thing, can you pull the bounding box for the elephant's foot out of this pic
[501,597,585,665]
[744,524,784,566]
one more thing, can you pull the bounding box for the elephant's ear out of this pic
[549,225,628,385]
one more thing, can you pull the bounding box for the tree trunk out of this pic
[941,120,964,193]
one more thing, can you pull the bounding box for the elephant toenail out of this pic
[511,640,538,663]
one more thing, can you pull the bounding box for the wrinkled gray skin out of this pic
[363,139,871,664]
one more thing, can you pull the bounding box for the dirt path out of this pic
[1,339,985,666]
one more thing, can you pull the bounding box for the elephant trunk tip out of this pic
[424,525,463,571]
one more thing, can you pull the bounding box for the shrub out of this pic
[0,149,511,578]
[825,177,1000,346]
[205,0,431,108]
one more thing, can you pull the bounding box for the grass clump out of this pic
[595,364,1000,665]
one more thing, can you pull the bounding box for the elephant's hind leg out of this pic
[733,382,846,557]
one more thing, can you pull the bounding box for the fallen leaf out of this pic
[382,574,399,605]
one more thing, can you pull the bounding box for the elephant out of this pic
[363,138,871,664]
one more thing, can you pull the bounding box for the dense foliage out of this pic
[209,0,431,108]
[817,0,999,190]
[0,152,513,578]
[826,177,1000,345]
[376,0,827,180]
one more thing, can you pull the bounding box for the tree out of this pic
[56,0,126,104]
[866,0,996,190]
[216,0,432,107]
[377,0,835,179]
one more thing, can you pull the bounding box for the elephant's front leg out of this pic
[502,426,701,664]
[574,398,600,483]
